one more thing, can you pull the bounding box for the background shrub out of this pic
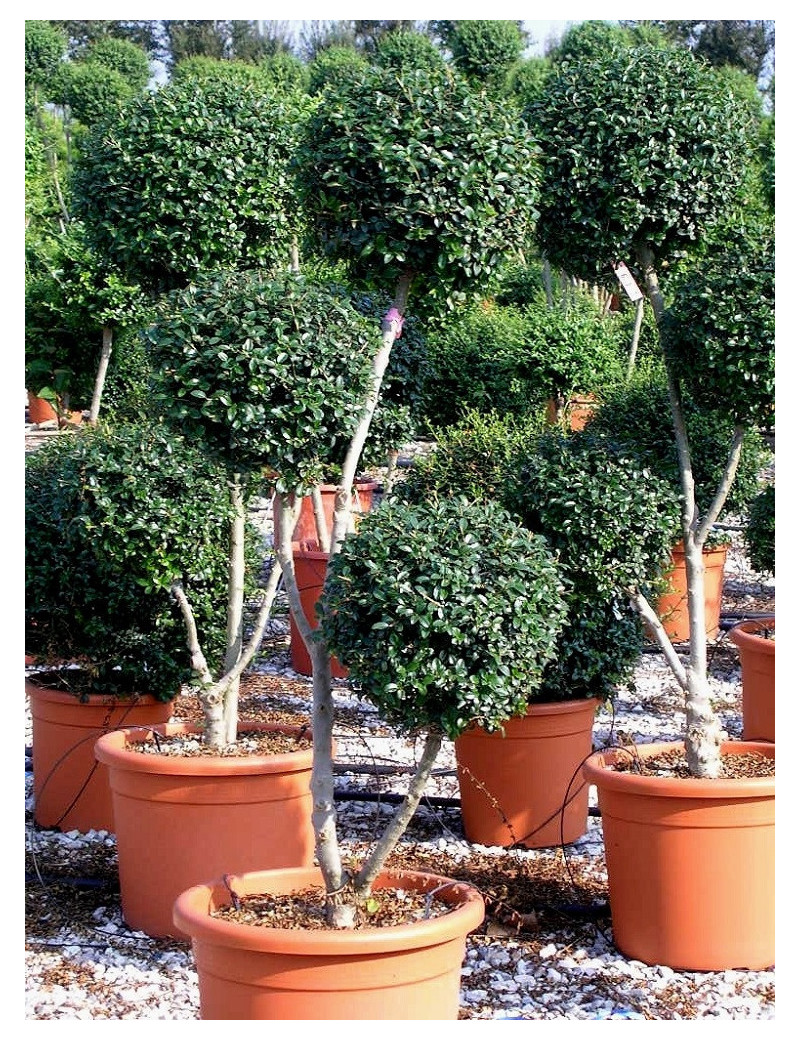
[744,483,775,576]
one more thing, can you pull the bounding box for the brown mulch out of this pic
[610,746,775,779]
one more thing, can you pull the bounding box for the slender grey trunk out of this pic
[88,325,113,424]
[222,474,246,744]
[625,298,645,382]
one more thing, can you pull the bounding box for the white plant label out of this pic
[613,261,644,302]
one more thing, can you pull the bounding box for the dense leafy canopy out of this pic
[529,44,754,284]
[144,270,378,487]
[298,62,539,306]
[72,79,312,292]
[744,483,774,576]
[320,497,567,737]
[25,423,243,698]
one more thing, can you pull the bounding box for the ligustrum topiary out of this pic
[744,483,775,577]
[319,497,567,738]
[25,421,247,699]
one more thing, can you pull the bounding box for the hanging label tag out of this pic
[613,262,644,302]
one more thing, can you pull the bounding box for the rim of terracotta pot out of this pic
[583,740,775,799]
[173,866,485,955]
[25,674,170,708]
[95,721,314,777]
[730,616,776,654]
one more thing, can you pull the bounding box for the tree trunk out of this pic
[222,474,245,744]
[625,298,645,381]
[88,325,113,425]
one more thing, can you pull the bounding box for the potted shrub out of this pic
[92,270,378,938]
[532,39,775,970]
[24,421,236,833]
[173,54,543,1018]
[730,481,775,741]
[175,494,567,1019]
[398,416,680,849]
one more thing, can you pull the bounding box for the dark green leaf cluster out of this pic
[744,482,775,577]
[25,422,246,699]
[510,431,681,701]
[374,29,448,75]
[662,219,775,429]
[298,62,539,302]
[319,497,567,739]
[529,44,754,283]
[433,20,526,87]
[25,20,67,97]
[72,79,312,292]
[144,271,378,487]
[53,61,136,128]
[586,376,771,522]
[81,35,151,91]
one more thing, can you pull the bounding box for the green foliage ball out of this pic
[319,497,567,738]
[744,483,775,576]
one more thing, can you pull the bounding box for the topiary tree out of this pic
[531,41,774,777]
[432,20,527,91]
[285,59,541,924]
[72,78,313,293]
[25,421,242,700]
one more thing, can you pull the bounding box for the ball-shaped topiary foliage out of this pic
[744,483,775,577]
[511,431,681,598]
[319,497,567,738]
[585,376,771,524]
[529,43,754,285]
[374,29,448,74]
[144,270,378,489]
[25,422,250,699]
[72,79,312,293]
[298,61,539,306]
[662,218,775,430]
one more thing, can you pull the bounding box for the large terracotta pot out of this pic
[94,722,316,939]
[583,740,775,971]
[26,677,173,833]
[656,541,729,642]
[273,480,378,550]
[288,543,348,679]
[730,616,775,742]
[173,866,485,1020]
[454,698,600,848]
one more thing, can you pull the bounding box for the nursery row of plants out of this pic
[25,19,775,1020]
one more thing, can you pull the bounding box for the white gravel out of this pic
[24,538,777,1022]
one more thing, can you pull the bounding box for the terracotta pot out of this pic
[656,541,729,642]
[26,390,82,426]
[273,480,378,550]
[94,721,316,939]
[26,677,173,833]
[583,740,775,971]
[173,866,485,1020]
[288,543,347,679]
[545,393,598,432]
[454,698,600,848]
[730,616,775,742]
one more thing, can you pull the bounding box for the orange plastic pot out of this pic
[583,740,775,971]
[454,698,600,848]
[545,393,598,432]
[94,722,316,939]
[656,541,729,642]
[273,480,377,550]
[26,677,173,833]
[26,390,82,426]
[730,616,775,742]
[173,866,485,1020]
[288,543,347,679]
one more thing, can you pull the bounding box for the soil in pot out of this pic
[730,616,775,742]
[26,672,174,833]
[173,866,485,1020]
[94,721,317,939]
[583,740,775,971]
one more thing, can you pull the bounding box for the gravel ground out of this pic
[24,527,777,1022]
